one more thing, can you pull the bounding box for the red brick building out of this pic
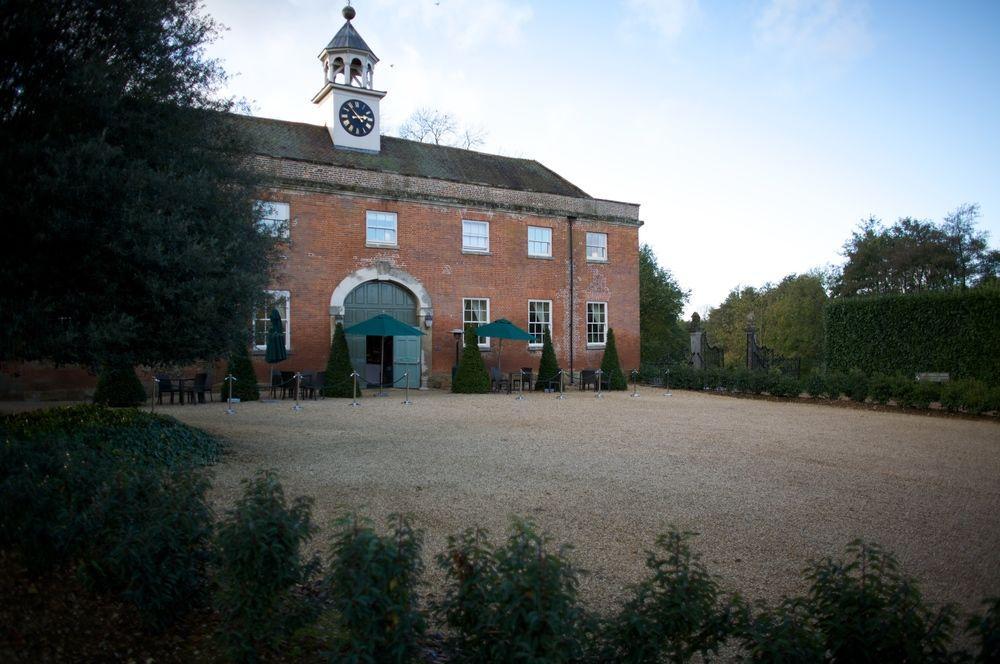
[1,6,642,398]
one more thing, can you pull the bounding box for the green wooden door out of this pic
[343,281,420,388]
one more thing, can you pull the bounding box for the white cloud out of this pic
[754,0,872,62]
[622,0,700,41]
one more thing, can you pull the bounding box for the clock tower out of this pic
[312,4,385,153]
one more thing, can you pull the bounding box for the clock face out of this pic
[339,99,375,137]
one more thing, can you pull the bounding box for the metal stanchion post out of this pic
[151,377,159,413]
[224,374,236,415]
[402,372,412,405]
[515,369,526,401]
[556,369,566,399]
[349,371,360,407]
[630,369,640,397]
[292,372,302,412]
[664,369,672,397]
[595,369,603,399]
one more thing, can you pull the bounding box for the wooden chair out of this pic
[520,367,534,391]
[490,367,509,393]
[280,371,295,399]
[189,373,212,403]
[579,369,597,391]
[155,375,178,404]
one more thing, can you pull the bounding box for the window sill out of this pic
[253,349,293,356]
[586,258,608,264]
[586,344,606,350]
[528,345,543,351]
[527,254,554,260]
[462,249,492,255]
[366,242,398,249]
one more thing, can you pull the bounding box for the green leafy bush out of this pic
[869,374,896,405]
[731,368,752,393]
[825,290,1000,382]
[601,528,736,662]
[453,325,490,393]
[968,597,1000,663]
[226,342,260,401]
[900,380,940,410]
[325,513,425,662]
[535,325,561,390]
[323,322,359,398]
[804,539,958,662]
[771,376,802,398]
[92,361,147,407]
[215,470,319,661]
[845,369,869,402]
[736,598,826,662]
[804,371,830,398]
[600,328,628,390]
[80,464,213,628]
[435,518,589,662]
[941,379,995,414]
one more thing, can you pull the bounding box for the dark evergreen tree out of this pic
[323,323,359,398]
[0,0,276,371]
[92,362,147,407]
[600,328,628,390]
[535,327,561,390]
[225,344,259,401]
[452,325,490,393]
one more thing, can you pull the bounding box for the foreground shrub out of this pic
[323,322,359,398]
[969,597,1000,663]
[1,405,222,470]
[805,539,958,662]
[901,380,940,410]
[92,361,146,407]
[869,374,896,405]
[215,471,319,661]
[80,464,213,628]
[737,598,827,662]
[453,325,490,393]
[436,518,589,662]
[326,513,425,662]
[601,528,737,662]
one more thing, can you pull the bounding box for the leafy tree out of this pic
[323,323,358,398]
[835,205,996,296]
[600,328,628,390]
[704,286,768,369]
[639,244,689,365]
[535,326,561,390]
[225,343,259,401]
[452,325,490,393]
[92,362,147,407]
[0,0,276,371]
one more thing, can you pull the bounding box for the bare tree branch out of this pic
[397,108,487,150]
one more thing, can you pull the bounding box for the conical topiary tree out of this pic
[92,361,146,407]
[323,322,359,398]
[535,326,561,390]
[452,325,490,393]
[225,343,259,401]
[600,328,628,390]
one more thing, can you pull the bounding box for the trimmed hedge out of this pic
[322,322,358,398]
[825,290,1000,382]
[93,362,147,407]
[452,325,491,393]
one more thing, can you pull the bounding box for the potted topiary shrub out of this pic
[452,325,490,393]
[323,322,359,398]
[535,327,561,391]
[600,328,628,390]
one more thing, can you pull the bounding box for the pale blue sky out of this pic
[204,0,1000,314]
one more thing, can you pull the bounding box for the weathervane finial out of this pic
[342,2,356,21]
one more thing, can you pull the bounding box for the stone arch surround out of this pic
[329,263,433,388]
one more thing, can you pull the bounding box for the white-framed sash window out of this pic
[462,220,490,252]
[255,201,290,240]
[463,297,490,348]
[528,299,552,347]
[253,290,291,350]
[586,232,608,261]
[366,210,398,246]
[586,301,607,347]
[527,226,552,257]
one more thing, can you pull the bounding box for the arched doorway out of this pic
[343,281,421,388]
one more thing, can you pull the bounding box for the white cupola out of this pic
[311,4,386,153]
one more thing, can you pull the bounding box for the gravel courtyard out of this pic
[168,388,1000,616]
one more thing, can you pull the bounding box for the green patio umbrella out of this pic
[264,308,287,363]
[474,318,531,375]
[343,313,424,393]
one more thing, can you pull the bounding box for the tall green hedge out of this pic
[452,326,490,393]
[323,323,358,398]
[824,290,1000,382]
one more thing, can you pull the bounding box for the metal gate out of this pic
[343,281,421,388]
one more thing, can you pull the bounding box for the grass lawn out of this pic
[164,387,1000,617]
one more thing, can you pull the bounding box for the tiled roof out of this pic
[230,113,592,199]
[324,22,375,56]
